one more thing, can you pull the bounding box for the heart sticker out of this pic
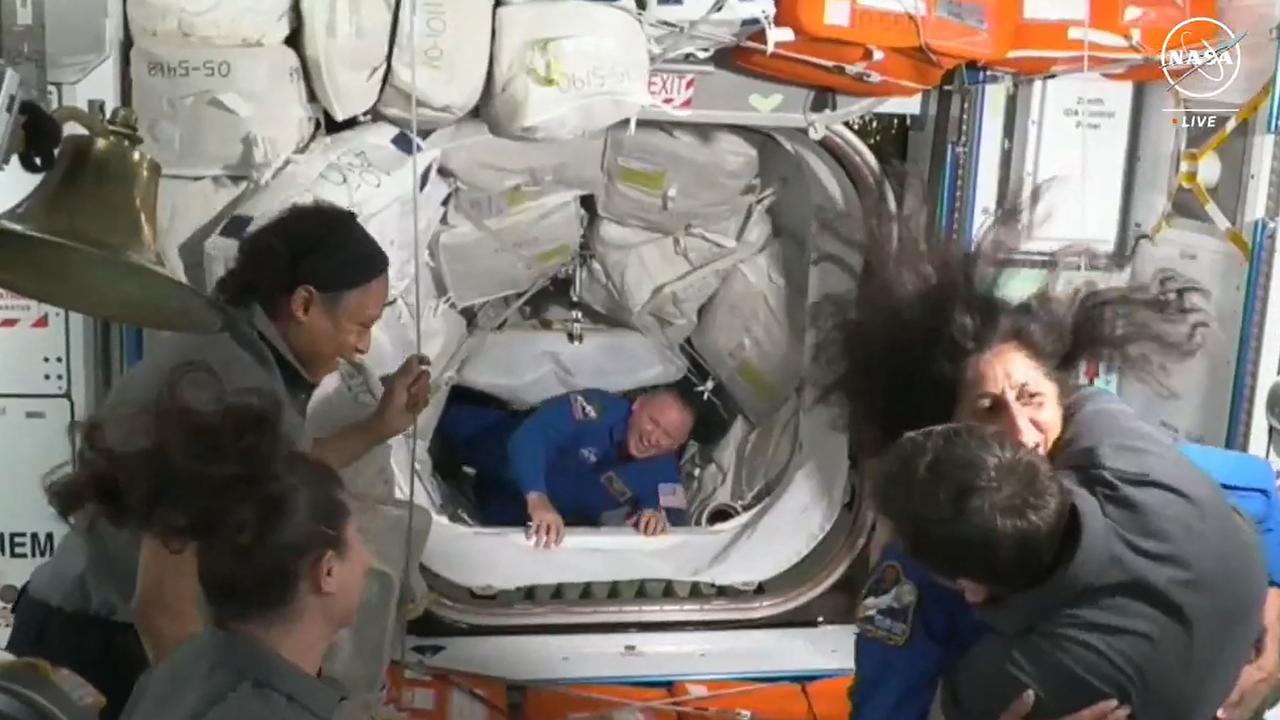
[748,92,785,113]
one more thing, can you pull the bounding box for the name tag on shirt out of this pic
[601,471,634,503]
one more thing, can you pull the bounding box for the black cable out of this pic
[16,101,61,174]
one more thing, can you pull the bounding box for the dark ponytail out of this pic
[46,362,352,626]
[213,218,297,310]
[213,202,390,313]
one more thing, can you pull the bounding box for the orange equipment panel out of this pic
[522,684,677,720]
[730,33,959,96]
[988,0,1220,75]
[804,676,855,718]
[1094,0,1219,53]
[773,0,1016,62]
[672,680,814,720]
[383,665,508,720]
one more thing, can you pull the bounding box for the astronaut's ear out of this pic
[312,549,342,596]
[956,578,991,604]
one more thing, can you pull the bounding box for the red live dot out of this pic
[1171,117,1179,125]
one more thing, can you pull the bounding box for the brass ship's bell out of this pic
[0,106,225,333]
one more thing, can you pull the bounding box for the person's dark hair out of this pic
[829,177,1214,457]
[45,362,352,627]
[213,202,390,314]
[198,451,349,627]
[872,423,1071,593]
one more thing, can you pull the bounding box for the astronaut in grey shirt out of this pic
[120,408,372,720]
[43,369,374,720]
[7,203,430,718]
[872,389,1266,720]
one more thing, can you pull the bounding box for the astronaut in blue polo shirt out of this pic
[436,387,696,548]
[851,441,1280,720]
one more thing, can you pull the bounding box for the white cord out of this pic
[401,0,423,667]
[1081,2,1091,254]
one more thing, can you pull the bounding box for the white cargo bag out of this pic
[642,0,776,59]
[127,0,294,46]
[691,243,802,425]
[46,0,111,84]
[484,1,652,140]
[582,200,774,342]
[377,0,495,129]
[600,123,762,234]
[209,122,447,301]
[436,119,607,197]
[370,168,453,305]
[446,184,581,228]
[457,325,686,408]
[299,0,396,122]
[434,195,585,307]
[130,43,315,178]
[156,176,249,290]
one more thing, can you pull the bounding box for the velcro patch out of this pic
[855,561,918,647]
[569,393,599,422]
[600,471,634,504]
[658,483,688,510]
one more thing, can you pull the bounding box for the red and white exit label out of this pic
[648,72,697,110]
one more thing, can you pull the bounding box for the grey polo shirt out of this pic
[942,388,1266,720]
[120,627,349,720]
[24,306,316,623]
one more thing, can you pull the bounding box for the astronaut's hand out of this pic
[526,493,565,548]
[1218,595,1280,720]
[999,690,1130,720]
[628,509,668,536]
[373,354,431,438]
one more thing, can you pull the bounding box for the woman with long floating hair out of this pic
[830,178,1275,720]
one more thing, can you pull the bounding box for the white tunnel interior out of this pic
[132,0,869,594]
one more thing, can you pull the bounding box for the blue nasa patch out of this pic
[855,561,918,647]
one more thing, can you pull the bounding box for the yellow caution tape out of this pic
[1152,81,1274,260]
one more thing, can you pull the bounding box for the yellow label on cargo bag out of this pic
[615,157,668,195]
